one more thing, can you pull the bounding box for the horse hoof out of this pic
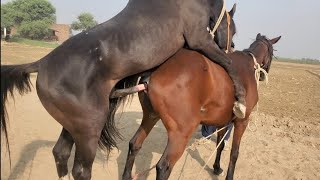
[233,102,246,119]
[213,167,223,175]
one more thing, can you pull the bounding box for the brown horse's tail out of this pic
[1,61,40,166]
[98,75,139,156]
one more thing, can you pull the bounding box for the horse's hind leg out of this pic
[72,134,99,180]
[123,92,160,180]
[213,127,227,175]
[53,128,74,179]
[70,110,109,180]
[226,119,249,180]
[70,96,114,180]
[156,123,196,180]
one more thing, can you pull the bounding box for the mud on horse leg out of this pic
[53,128,74,179]
[122,92,160,180]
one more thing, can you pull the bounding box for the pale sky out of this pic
[2,0,320,60]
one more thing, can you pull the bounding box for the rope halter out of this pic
[248,52,269,88]
[207,1,226,39]
[225,12,231,53]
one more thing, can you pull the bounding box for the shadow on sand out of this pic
[5,111,221,180]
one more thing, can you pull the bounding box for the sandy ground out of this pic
[1,45,320,179]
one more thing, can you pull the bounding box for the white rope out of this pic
[133,125,230,179]
[207,0,226,39]
[249,53,269,88]
[196,128,230,179]
[188,125,228,151]
[247,53,269,132]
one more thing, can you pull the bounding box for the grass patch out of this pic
[8,37,59,48]
[274,57,320,65]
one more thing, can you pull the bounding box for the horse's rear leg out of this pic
[123,92,160,180]
[71,129,101,180]
[156,130,194,180]
[226,120,249,180]
[71,109,111,180]
[213,127,228,175]
[53,128,74,179]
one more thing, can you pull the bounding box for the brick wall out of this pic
[50,24,71,43]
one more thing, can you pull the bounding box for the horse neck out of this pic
[230,51,258,81]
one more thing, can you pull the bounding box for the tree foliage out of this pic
[71,13,98,31]
[1,0,56,39]
[18,21,51,40]
[1,3,15,29]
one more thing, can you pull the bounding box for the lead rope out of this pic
[195,127,230,179]
[207,0,226,39]
[225,12,231,53]
[249,53,269,88]
[248,53,269,131]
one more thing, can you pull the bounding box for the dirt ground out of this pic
[1,43,320,179]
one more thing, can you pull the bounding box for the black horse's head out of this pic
[212,3,237,53]
[246,33,281,81]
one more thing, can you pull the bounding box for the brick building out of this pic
[49,24,71,43]
[2,23,71,43]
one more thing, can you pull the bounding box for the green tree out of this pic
[1,3,15,30]
[18,20,51,40]
[71,13,98,31]
[1,0,56,39]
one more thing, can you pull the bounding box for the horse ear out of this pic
[270,36,281,44]
[256,33,262,39]
[229,3,237,18]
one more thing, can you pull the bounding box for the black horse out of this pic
[1,1,241,179]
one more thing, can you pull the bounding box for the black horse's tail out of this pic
[98,75,139,156]
[1,61,40,165]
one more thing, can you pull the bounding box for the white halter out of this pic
[207,1,226,39]
[249,52,269,88]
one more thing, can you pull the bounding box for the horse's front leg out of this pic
[53,128,74,179]
[225,119,249,180]
[123,92,160,180]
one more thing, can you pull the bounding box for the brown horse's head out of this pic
[213,3,237,53]
[245,33,281,81]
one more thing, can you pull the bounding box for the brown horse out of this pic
[116,34,281,179]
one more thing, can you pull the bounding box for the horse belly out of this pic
[201,104,233,127]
